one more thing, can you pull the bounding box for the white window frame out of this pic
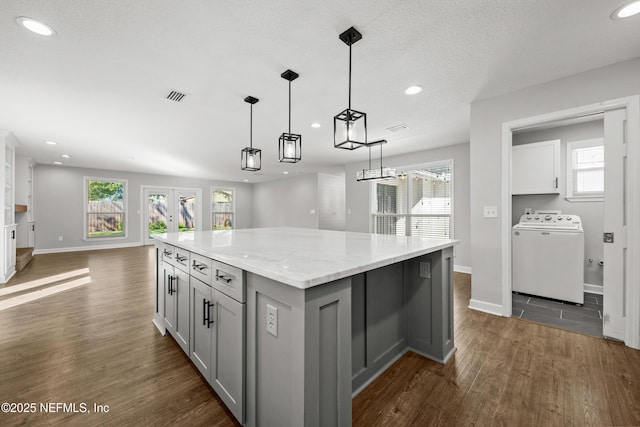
[83,176,128,241]
[370,159,454,240]
[211,187,235,230]
[566,138,604,202]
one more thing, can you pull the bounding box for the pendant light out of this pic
[334,26,367,150]
[279,69,302,163]
[241,96,261,171]
[356,139,396,181]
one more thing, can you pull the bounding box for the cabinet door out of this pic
[163,262,177,332]
[511,139,560,195]
[174,267,190,355]
[212,289,245,423]
[190,277,213,380]
[4,225,16,277]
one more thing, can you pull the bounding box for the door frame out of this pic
[141,185,203,245]
[500,95,640,349]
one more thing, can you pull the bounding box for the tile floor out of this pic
[512,292,603,338]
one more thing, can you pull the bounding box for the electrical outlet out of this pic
[266,304,278,337]
[483,206,498,218]
[58,236,63,241]
[420,261,431,279]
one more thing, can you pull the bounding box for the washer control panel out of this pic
[516,214,582,230]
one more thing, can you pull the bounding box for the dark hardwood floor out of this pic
[1,247,639,426]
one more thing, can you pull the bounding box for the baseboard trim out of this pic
[584,283,603,295]
[34,241,143,255]
[468,299,504,317]
[454,265,472,274]
[352,348,409,398]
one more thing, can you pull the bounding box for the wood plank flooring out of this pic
[1,247,639,426]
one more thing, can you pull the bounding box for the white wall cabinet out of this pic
[511,139,561,195]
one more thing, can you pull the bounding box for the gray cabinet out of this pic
[162,260,190,355]
[189,276,213,379]
[211,288,245,423]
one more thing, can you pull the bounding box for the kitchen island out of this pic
[153,227,457,426]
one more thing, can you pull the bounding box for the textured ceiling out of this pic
[1,0,639,182]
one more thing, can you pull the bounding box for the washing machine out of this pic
[512,213,584,305]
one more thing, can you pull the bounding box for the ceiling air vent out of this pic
[385,124,410,132]
[166,90,188,103]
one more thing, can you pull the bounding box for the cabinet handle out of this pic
[215,273,232,284]
[192,261,207,272]
[176,255,187,263]
[555,177,558,189]
[11,230,15,239]
[168,275,175,295]
[163,249,172,257]
[203,299,215,328]
[202,298,208,326]
[31,224,35,231]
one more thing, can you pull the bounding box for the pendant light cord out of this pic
[348,43,352,110]
[249,104,253,149]
[288,80,292,134]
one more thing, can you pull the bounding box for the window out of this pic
[372,163,452,239]
[566,138,604,201]
[84,178,127,239]
[212,188,234,230]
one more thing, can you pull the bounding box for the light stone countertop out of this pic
[154,227,458,290]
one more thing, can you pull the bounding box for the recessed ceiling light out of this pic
[404,85,423,95]
[243,179,248,182]
[283,171,289,174]
[310,122,321,128]
[16,17,56,36]
[61,154,71,159]
[611,1,640,18]
[45,140,57,145]
[53,161,62,165]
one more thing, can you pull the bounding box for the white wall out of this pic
[252,174,319,229]
[470,57,640,309]
[318,172,346,231]
[512,120,604,287]
[344,142,471,271]
[34,164,253,252]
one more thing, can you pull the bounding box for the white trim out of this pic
[34,241,142,255]
[565,196,604,203]
[501,95,640,350]
[584,283,604,295]
[468,299,504,316]
[454,265,472,274]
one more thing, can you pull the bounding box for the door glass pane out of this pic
[178,193,196,233]
[148,193,168,237]
[212,189,233,230]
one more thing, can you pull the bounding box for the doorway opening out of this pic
[142,186,202,245]
[501,96,640,349]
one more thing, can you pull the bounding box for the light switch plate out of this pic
[266,304,278,337]
[483,206,498,218]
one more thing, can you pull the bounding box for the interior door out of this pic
[603,108,627,340]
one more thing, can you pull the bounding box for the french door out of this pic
[143,187,201,245]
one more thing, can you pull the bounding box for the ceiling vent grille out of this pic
[166,90,187,102]
[386,124,410,132]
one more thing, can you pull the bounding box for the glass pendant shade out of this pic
[356,139,396,182]
[279,132,301,163]
[241,147,261,171]
[334,108,367,150]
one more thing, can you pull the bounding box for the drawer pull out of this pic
[216,274,232,284]
[192,261,207,272]
[176,254,187,263]
[163,249,173,256]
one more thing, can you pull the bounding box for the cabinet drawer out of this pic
[158,243,176,265]
[212,261,245,303]
[190,253,213,285]
[174,248,191,273]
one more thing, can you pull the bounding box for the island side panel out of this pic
[351,262,408,394]
[246,272,352,427]
[406,247,455,363]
